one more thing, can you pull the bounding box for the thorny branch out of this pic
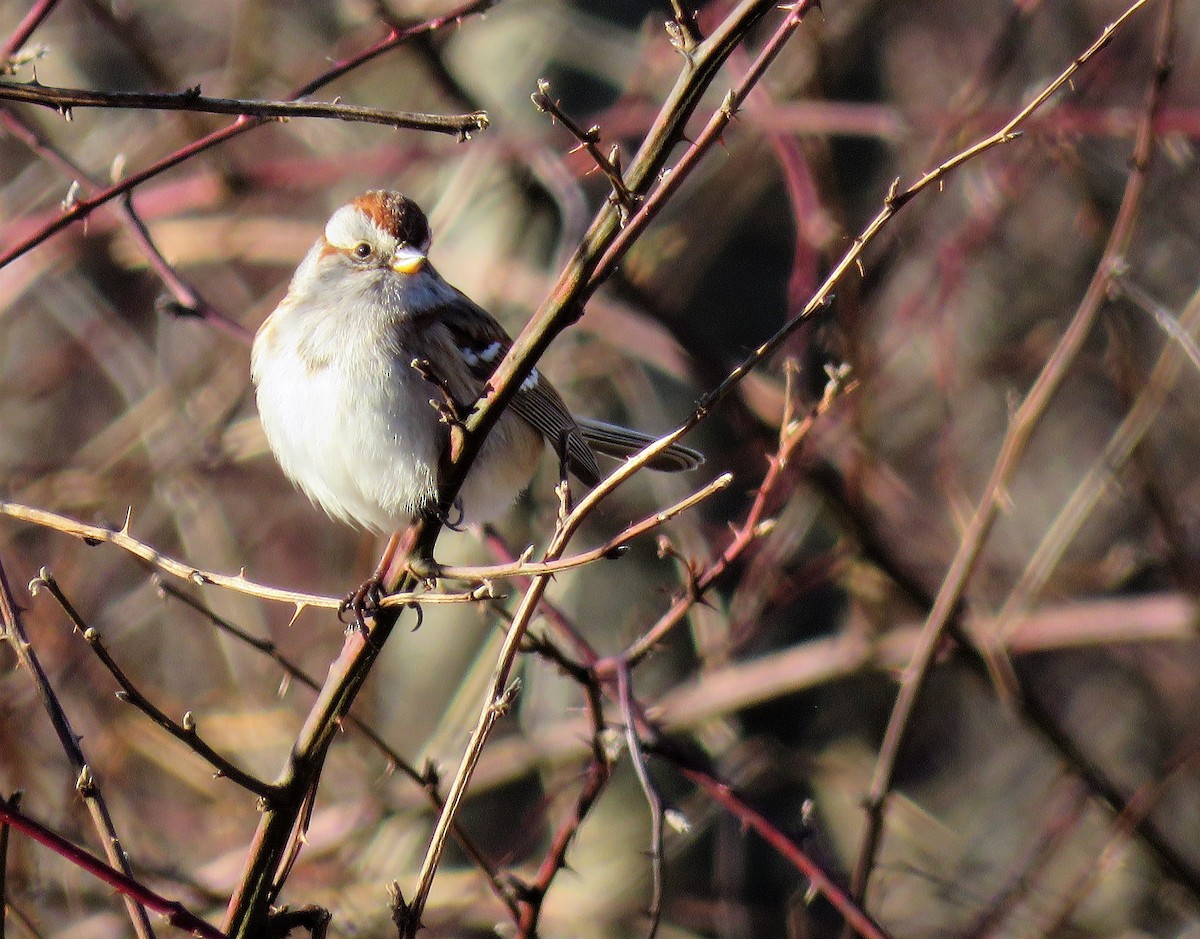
[0,0,499,271]
[152,578,517,919]
[29,570,277,800]
[0,0,1184,936]
[625,362,853,664]
[481,532,890,939]
[846,0,1170,912]
[531,79,639,216]
[0,78,488,134]
[0,499,489,612]
[442,0,822,520]
[219,7,820,923]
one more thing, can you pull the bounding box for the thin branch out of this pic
[847,0,1169,909]
[1,0,59,65]
[0,499,489,612]
[0,799,227,939]
[984,282,1200,669]
[676,764,890,939]
[428,0,814,536]
[0,791,18,939]
[1119,274,1200,372]
[617,663,665,939]
[221,8,809,933]
[431,472,732,580]
[0,0,499,271]
[0,78,488,134]
[531,79,638,214]
[393,680,523,936]
[591,0,814,287]
[152,578,520,920]
[0,557,157,939]
[399,11,827,925]
[513,682,611,938]
[29,571,277,800]
[482,536,890,939]
[0,107,248,341]
[625,362,853,664]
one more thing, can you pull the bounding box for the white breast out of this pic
[252,301,441,531]
[252,281,544,529]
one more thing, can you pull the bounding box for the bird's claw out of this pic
[338,577,387,636]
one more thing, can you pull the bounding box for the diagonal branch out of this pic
[29,571,278,801]
[0,797,226,939]
[222,6,814,937]
[1,0,60,65]
[846,0,1170,911]
[424,0,819,541]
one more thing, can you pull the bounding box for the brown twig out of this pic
[431,472,731,580]
[625,362,853,664]
[432,0,817,535]
[28,570,277,800]
[479,543,890,939]
[0,78,488,134]
[531,79,639,215]
[391,679,522,936]
[397,24,832,914]
[846,0,1170,910]
[591,0,815,289]
[677,765,890,939]
[513,681,612,938]
[0,0,498,271]
[223,7,810,935]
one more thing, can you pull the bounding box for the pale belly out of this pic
[254,345,542,530]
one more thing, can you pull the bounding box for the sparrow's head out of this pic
[321,190,432,275]
[281,190,443,317]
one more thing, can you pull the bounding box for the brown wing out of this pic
[408,291,602,486]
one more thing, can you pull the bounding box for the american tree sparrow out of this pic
[252,190,702,533]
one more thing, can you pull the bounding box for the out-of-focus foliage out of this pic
[2,1,1200,937]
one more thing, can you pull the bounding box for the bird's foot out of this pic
[338,577,386,636]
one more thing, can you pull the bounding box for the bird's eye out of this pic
[351,242,373,260]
